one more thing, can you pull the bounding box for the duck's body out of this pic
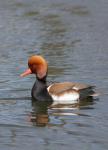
[47,82,94,103]
[21,55,95,103]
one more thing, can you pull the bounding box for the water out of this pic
[0,0,108,149]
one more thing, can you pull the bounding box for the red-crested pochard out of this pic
[20,55,95,103]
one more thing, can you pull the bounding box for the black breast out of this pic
[31,79,52,102]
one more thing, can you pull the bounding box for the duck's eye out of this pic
[31,64,37,73]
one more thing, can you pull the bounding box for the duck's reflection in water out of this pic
[30,97,97,127]
[30,100,52,127]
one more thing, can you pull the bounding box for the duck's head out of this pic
[20,55,48,80]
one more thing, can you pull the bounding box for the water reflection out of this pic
[31,100,52,127]
[61,5,90,16]
[30,96,96,127]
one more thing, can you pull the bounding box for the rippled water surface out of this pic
[0,0,108,150]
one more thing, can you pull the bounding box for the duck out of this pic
[20,55,95,103]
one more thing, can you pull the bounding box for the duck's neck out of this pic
[31,77,52,102]
[37,75,47,83]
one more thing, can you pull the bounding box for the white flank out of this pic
[73,86,79,90]
[51,92,79,104]
[47,85,52,92]
[47,84,80,105]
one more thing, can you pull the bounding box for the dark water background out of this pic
[0,0,108,149]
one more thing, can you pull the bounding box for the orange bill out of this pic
[20,68,32,77]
